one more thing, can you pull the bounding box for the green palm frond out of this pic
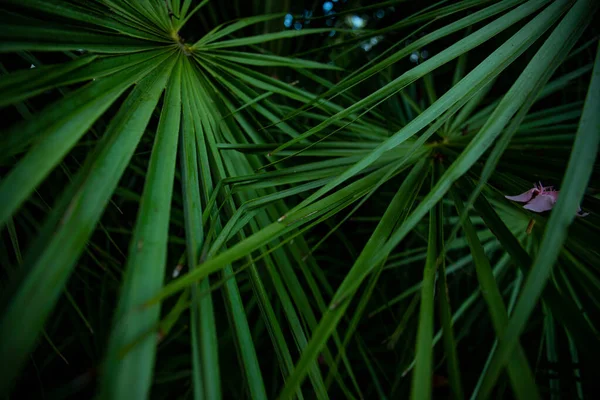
[1,0,599,399]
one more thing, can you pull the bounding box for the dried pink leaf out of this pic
[505,188,539,202]
[505,182,588,217]
[523,194,555,212]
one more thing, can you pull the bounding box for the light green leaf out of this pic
[477,4,600,394]
[0,54,177,396]
[101,56,182,400]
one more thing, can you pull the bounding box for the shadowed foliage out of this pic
[0,0,599,399]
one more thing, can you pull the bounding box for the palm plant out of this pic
[0,0,599,398]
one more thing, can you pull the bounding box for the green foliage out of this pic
[0,0,599,399]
